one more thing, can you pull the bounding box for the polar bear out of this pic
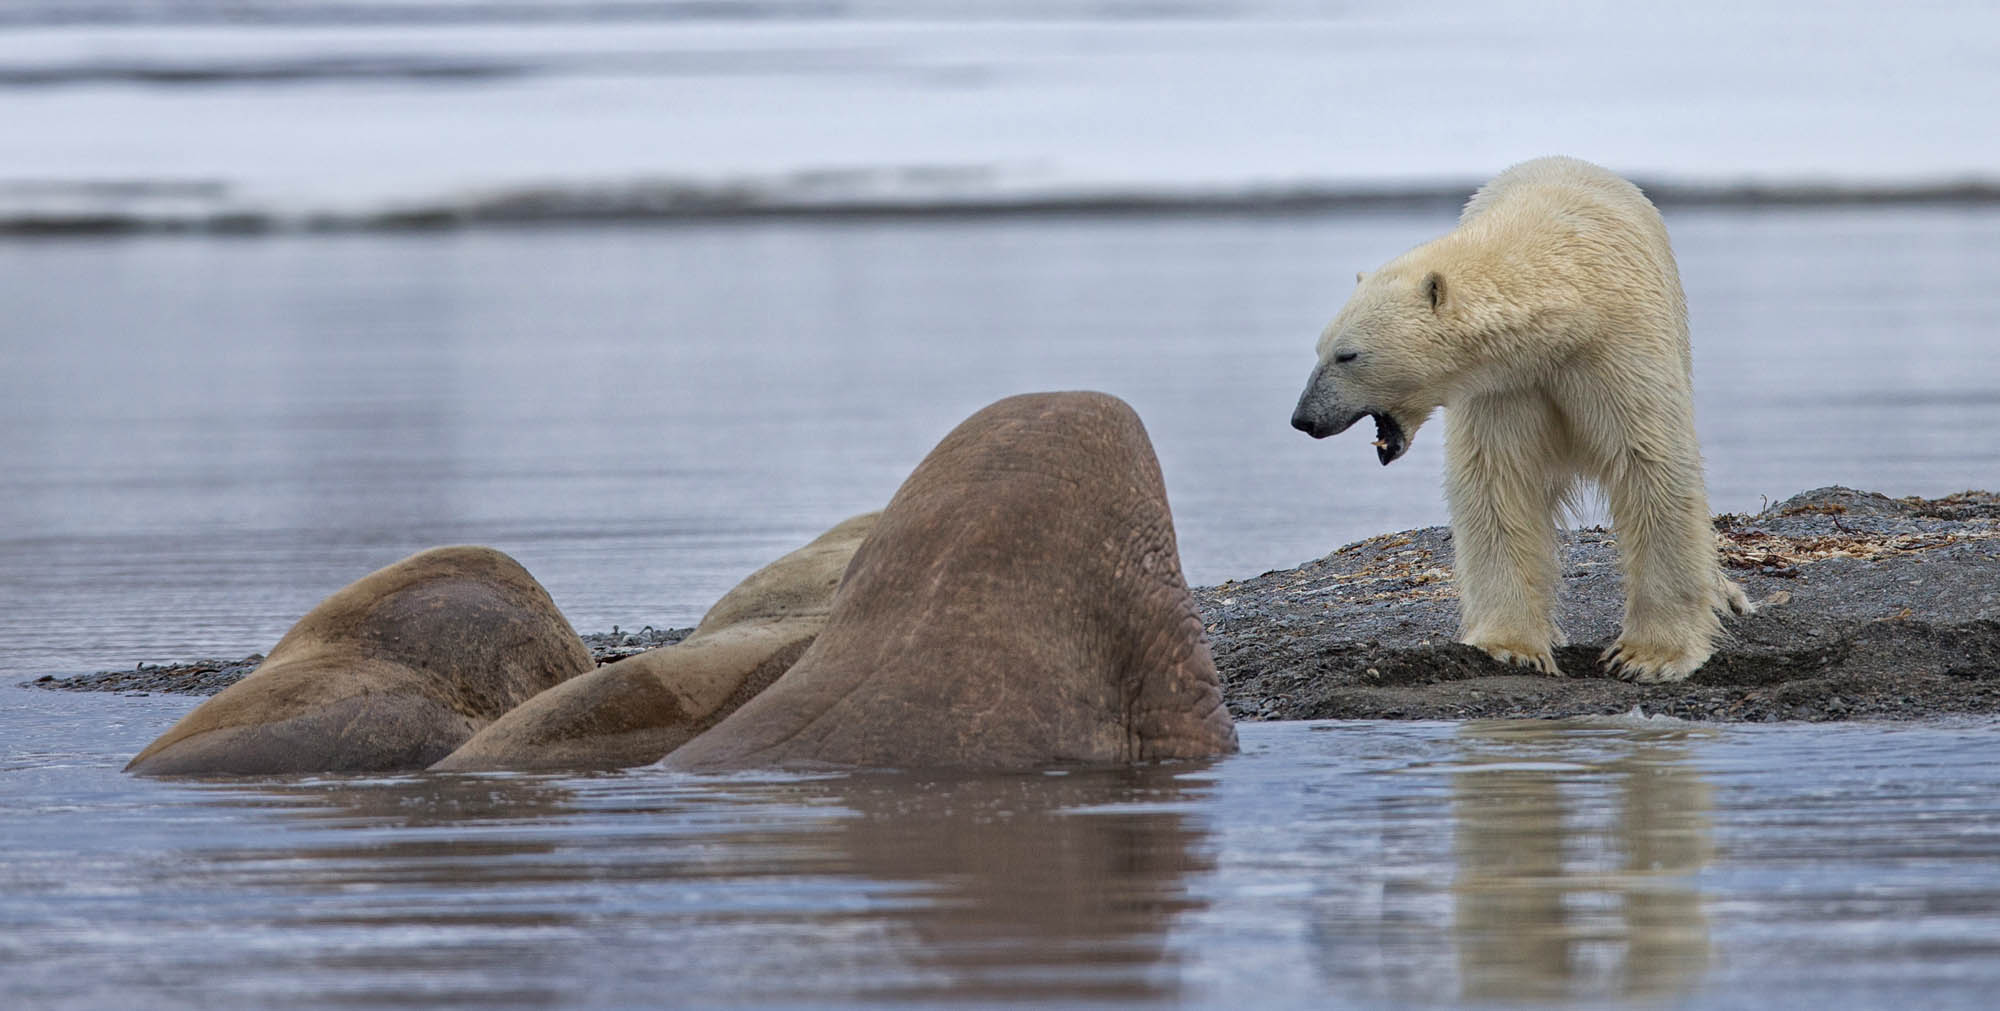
[1290,156,1750,683]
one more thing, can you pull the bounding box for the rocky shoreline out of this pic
[30,487,2000,724]
[1201,486,2000,723]
[27,625,696,697]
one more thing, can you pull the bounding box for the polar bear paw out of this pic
[1602,639,1708,683]
[1717,577,1754,617]
[1464,636,1563,676]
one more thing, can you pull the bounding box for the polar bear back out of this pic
[1455,155,1691,376]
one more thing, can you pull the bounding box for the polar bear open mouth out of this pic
[1369,412,1408,466]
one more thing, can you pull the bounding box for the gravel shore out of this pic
[30,487,2000,724]
[1199,487,2000,722]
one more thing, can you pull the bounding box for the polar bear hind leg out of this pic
[1598,444,1746,682]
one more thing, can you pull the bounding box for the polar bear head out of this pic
[1290,257,1457,465]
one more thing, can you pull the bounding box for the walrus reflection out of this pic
[173,773,588,998]
[1451,722,1713,1001]
[825,762,1216,1001]
[192,772,581,835]
[170,764,1212,1003]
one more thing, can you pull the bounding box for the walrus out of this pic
[429,512,879,772]
[126,546,593,776]
[663,391,1239,771]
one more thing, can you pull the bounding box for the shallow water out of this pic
[4,691,1999,1008]
[3,206,1998,678]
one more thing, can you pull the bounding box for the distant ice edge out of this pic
[7,174,2000,235]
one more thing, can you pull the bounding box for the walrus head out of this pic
[663,391,1239,771]
[126,546,594,776]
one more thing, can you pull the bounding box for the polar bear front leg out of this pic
[1444,401,1567,675]
[1601,446,1727,683]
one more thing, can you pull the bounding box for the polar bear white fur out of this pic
[1290,156,1750,683]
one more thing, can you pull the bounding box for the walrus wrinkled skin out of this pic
[663,391,1239,772]
[430,512,879,772]
[127,546,593,776]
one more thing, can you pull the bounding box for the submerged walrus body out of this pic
[126,546,592,776]
[127,394,1234,777]
[430,513,878,772]
[664,391,1239,771]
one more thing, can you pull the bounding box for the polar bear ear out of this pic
[1423,272,1445,311]
[1355,271,1367,285]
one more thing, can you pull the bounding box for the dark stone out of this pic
[1201,487,2000,722]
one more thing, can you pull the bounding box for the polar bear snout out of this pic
[1292,375,1409,465]
[1290,394,1363,440]
[1292,360,1356,438]
[1290,410,1354,439]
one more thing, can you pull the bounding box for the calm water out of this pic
[3,206,1999,1006]
[5,691,2000,1008]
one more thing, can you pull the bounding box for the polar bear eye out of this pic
[1334,350,1359,364]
